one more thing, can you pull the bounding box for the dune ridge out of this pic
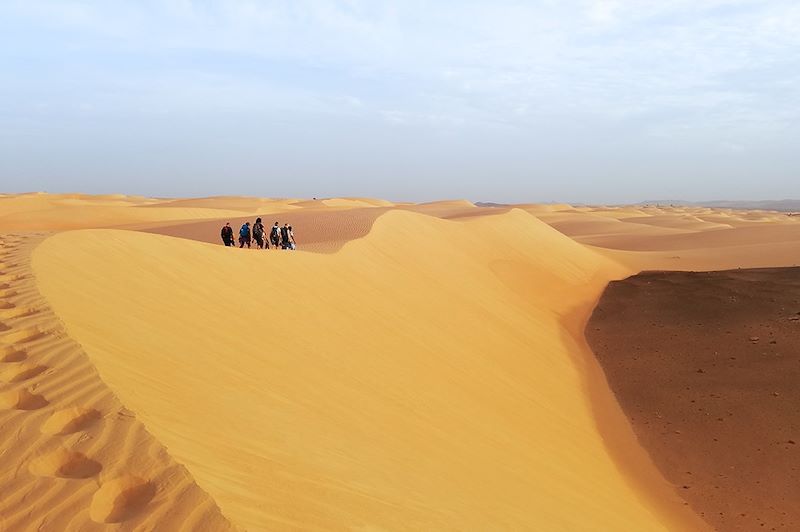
[6,192,799,530]
[0,232,233,531]
[588,267,800,531]
[31,208,704,531]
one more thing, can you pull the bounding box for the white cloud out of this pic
[3,2,798,117]
[586,0,623,25]
[1,1,798,200]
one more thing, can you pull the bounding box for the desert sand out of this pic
[587,267,800,531]
[1,193,799,530]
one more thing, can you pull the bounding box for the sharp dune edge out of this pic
[587,267,800,530]
[0,233,232,531]
[1,193,798,530]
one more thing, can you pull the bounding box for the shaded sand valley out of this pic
[587,268,800,531]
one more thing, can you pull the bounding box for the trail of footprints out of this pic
[0,234,158,527]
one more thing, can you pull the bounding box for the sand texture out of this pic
[1,194,799,530]
[0,232,232,531]
[587,268,800,531]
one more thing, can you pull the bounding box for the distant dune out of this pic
[640,199,800,212]
[2,193,800,530]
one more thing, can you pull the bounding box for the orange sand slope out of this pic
[531,204,800,272]
[3,193,799,530]
[0,233,231,531]
[0,193,386,232]
[32,210,700,530]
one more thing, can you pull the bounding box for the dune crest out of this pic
[32,208,703,531]
[0,232,232,531]
[10,194,798,530]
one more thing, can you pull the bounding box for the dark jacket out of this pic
[221,226,233,241]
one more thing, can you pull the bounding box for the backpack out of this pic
[240,224,249,237]
[253,223,263,237]
[270,226,279,238]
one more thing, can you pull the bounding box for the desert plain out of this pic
[1,192,799,531]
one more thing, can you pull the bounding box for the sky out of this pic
[1,1,798,203]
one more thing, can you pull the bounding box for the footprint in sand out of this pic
[42,407,101,435]
[0,296,36,320]
[0,362,48,383]
[0,388,48,410]
[90,475,156,523]
[29,448,102,479]
[0,306,37,320]
[0,327,48,344]
[0,345,28,362]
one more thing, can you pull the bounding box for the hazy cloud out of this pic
[0,1,798,202]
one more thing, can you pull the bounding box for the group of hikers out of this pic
[220,218,297,250]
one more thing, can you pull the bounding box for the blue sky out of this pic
[1,1,798,203]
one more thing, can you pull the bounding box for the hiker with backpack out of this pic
[280,223,290,249]
[239,222,251,248]
[270,222,281,249]
[252,217,267,249]
[220,222,235,247]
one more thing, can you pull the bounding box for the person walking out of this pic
[220,222,235,247]
[239,222,251,248]
[252,217,267,249]
[269,222,281,249]
[280,223,290,249]
[288,225,297,250]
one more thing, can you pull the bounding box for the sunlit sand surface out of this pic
[2,193,799,530]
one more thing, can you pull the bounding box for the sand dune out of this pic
[537,211,692,239]
[0,194,257,231]
[320,197,395,208]
[588,267,800,531]
[621,214,733,231]
[598,222,800,249]
[142,206,392,253]
[0,232,231,531]
[30,208,702,530]
[536,206,800,269]
[3,193,799,530]
[140,196,309,214]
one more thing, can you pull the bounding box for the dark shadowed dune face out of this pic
[587,267,800,532]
